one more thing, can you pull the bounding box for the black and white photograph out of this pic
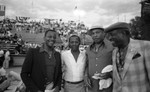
[0,0,150,92]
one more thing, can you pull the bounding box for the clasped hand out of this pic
[92,72,112,80]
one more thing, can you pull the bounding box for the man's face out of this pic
[107,30,125,47]
[69,36,80,51]
[44,31,56,48]
[91,29,105,43]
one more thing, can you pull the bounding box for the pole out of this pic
[118,14,119,22]
[124,14,126,22]
[3,5,6,24]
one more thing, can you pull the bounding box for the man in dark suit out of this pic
[21,29,62,92]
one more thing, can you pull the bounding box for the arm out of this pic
[144,41,150,83]
[84,53,91,87]
[61,53,65,88]
[20,48,40,92]
[61,52,65,80]
[54,53,62,90]
[84,55,88,76]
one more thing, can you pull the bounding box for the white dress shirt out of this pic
[61,50,86,82]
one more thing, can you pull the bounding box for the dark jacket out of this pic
[21,47,62,92]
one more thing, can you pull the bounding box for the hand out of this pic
[99,72,112,79]
[53,86,59,92]
[46,82,54,90]
[92,73,101,79]
[84,75,92,88]
[45,89,55,92]
[92,72,112,80]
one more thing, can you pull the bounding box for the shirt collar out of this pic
[39,43,56,53]
[69,49,81,53]
[90,40,105,50]
[69,49,86,56]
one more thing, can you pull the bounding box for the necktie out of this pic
[119,50,125,69]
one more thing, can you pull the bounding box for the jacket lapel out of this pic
[112,48,121,80]
[122,39,137,79]
[113,39,139,80]
[39,52,47,77]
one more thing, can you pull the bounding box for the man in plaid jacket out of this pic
[105,22,150,92]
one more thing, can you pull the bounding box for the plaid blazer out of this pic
[112,38,150,92]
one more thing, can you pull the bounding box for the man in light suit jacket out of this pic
[105,22,150,92]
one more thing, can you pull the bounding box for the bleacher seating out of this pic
[0,43,17,54]
[12,30,62,44]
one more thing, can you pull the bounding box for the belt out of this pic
[65,80,84,84]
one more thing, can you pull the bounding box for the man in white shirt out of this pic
[3,49,10,68]
[61,35,86,92]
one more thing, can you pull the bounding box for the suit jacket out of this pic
[21,47,62,92]
[113,38,150,92]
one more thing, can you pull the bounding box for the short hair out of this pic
[44,29,56,37]
[69,35,81,43]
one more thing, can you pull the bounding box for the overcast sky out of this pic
[0,0,142,27]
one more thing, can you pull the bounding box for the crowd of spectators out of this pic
[0,17,90,54]
[0,17,91,92]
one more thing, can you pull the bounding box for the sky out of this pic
[0,0,142,27]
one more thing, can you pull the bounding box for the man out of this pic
[21,29,62,92]
[0,50,4,67]
[3,49,10,68]
[61,35,86,92]
[86,25,113,92]
[105,22,150,92]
